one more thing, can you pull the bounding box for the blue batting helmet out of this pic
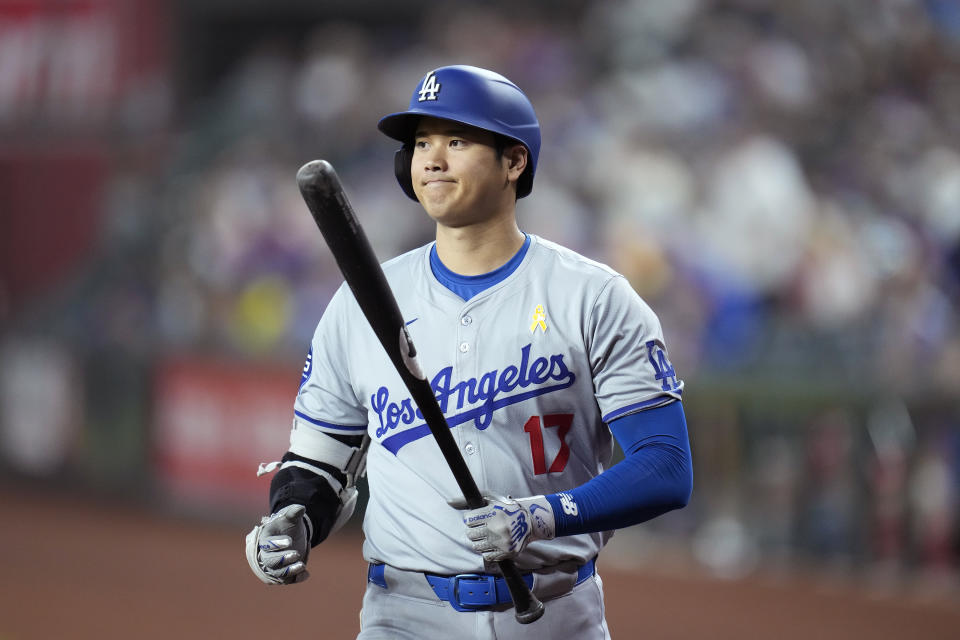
[378,65,541,200]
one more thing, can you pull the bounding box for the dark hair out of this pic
[493,134,510,158]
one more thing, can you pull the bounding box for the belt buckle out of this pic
[450,573,498,611]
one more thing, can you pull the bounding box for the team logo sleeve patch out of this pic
[299,346,313,390]
[645,340,681,393]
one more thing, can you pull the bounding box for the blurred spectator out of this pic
[799,409,859,566]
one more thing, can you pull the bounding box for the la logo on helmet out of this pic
[418,72,441,101]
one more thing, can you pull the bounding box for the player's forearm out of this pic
[545,442,691,535]
[269,452,345,546]
[545,400,693,536]
[270,429,366,545]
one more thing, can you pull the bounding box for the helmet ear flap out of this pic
[394,145,419,202]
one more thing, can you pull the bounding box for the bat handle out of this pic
[498,558,545,624]
[461,498,543,622]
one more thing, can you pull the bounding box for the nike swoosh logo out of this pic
[405,318,418,326]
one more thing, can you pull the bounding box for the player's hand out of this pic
[245,504,311,585]
[459,495,556,562]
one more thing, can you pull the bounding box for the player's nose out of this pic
[420,145,447,171]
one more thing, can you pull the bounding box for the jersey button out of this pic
[464,442,476,455]
[460,315,472,326]
[459,342,469,353]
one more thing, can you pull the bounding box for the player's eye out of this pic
[449,139,467,148]
[414,139,429,150]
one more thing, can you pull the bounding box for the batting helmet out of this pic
[378,65,541,200]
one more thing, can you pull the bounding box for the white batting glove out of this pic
[245,504,312,585]
[461,495,556,562]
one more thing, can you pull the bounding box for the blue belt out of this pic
[367,558,596,612]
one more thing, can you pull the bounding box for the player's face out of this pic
[411,117,526,228]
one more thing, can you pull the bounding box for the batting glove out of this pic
[245,504,311,585]
[461,495,556,562]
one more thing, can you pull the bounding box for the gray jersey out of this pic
[293,235,682,574]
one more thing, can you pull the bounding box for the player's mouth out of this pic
[423,178,456,187]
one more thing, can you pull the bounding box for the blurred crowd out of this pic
[70,0,960,394]
[3,0,959,583]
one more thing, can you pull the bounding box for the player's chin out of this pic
[419,196,460,220]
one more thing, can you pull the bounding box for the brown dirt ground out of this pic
[1,486,957,640]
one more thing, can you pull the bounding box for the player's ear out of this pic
[503,144,528,181]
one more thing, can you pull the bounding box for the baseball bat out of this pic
[296,159,545,624]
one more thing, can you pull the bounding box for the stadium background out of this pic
[1,0,958,637]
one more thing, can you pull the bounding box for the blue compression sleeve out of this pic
[545,400,693,536]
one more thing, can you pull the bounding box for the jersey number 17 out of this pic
[523,413,573,475]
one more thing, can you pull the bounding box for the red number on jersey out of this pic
[523,413,573,475]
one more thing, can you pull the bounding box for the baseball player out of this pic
[246,65,693,639]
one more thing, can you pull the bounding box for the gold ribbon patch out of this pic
[529,305,547,333]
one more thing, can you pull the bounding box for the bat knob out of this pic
[515,598,545,624]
